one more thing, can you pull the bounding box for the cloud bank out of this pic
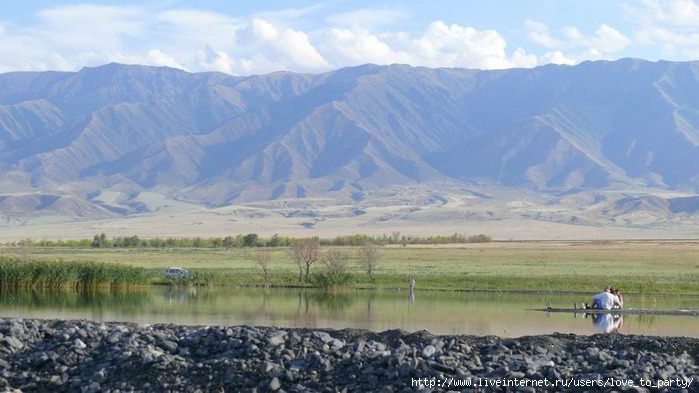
[0,1,697,74]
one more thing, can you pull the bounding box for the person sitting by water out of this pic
[612,288,624,309]
[587,287,622,310]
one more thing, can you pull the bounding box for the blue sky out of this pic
[1,0,698,74]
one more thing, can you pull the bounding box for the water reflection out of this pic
[0,288,697,337]
[545,308,625,334]
[0,288,151,310]
[164,286,198,304]
[591,314,623,334]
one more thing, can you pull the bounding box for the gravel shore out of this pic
[1,318,697,392]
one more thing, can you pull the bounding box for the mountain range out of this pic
[2,59,699,238]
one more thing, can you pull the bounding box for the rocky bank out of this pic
[0,318,698,392]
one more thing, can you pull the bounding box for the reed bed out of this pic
[0,257,151,290]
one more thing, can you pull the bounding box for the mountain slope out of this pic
[2,59,699,227]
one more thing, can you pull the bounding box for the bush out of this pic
[467,234,492,243]
[309,270,354,289]
[310,249,355,289]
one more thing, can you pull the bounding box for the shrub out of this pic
[309,270,354,289]
[467,234,492,243]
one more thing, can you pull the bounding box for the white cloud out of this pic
[238,18,329,72]
[196,46,234,74]
[564,24,630,54]
[316,21,532,70]
[540,51,576,65]
[524,20,559,48]
[36,5,145,50]
[511,48,538,68]
[147,49,187,70]
[523,20,630,65]
[626,0,699,27]
[156,9,240,43]
[0,4,580,74]
[395,21,515,69]
[636,26,699,57]
[325,8,408,29]
[253,5,325,23]
[624,0,699,58]
[317,28,407,66]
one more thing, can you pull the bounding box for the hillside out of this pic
[2,59,699,238]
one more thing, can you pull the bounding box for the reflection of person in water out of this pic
[592,314,623,333]
[408,278,415,304]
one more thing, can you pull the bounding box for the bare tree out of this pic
[323,249,349,275]
[358,241,379,281]
[254,249,272,285]
[289,238,320,281]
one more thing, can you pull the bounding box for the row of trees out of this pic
[4,232,491,249]
[89,233,274,249]
[254,238,380,286]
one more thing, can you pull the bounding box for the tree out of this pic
[322,250,349,275]
[243,233,259,247]
[358,241,380,281]
[254,249,272,286]
[289,238,320,281]
[223,236,237,248]
[91,233,108,248]
[268,233,285,247]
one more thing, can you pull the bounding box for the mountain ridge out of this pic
[2,59,699,235]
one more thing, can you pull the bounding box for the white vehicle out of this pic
[164,267,191,279]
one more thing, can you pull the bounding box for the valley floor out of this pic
[2,241,698,294]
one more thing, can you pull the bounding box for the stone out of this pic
[289,360,306,372]
[422,345,436,358]
[106,333,121,345]
[267,335,286,347]
[74,339,87,349]
[161,339,178,353]
[313,332,333,343]
[4,336,23,350]
[269,377,281,391]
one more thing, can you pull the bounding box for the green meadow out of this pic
[1,241,698,294]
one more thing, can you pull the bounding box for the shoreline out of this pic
[158,283,699,298]
[1,318,697,392]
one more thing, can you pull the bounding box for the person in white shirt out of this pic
[589,287,622,310]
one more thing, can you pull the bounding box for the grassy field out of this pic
[1,241,699,294]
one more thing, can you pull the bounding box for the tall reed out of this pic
[0,257,151,290]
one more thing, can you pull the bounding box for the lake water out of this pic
[1,288,698,337]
